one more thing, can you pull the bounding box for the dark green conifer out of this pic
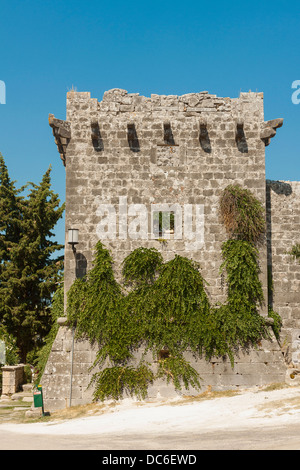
[0,156,64,362]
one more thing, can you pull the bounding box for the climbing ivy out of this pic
[34,286,64,384]
[156,356,201,391]
[90,363,154,401]
[135,255,210,357]
[217,240,269,365]
[267,307,282,342]
[122,247,163,287]
[220,239,264,307]
[220,184,266,244]
[66,184,281,401]
[289,243,300,263]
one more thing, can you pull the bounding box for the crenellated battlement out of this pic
[52,89,282,168]
[65,88,265,119]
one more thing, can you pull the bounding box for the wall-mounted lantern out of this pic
[68,228,79,253]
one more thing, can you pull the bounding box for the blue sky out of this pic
[0,0,299,246]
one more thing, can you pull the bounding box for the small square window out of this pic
[153,211,175,238]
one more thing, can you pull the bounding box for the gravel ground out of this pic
[0,384,300,450]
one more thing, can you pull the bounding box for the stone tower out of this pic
[42,89,299,410]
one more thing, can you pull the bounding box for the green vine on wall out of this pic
[66,185,281,401]
[289,243,300,263]
[219,184,266,244]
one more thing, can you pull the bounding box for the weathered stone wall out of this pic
[42,89,293,411]
[42,325,285,410]
[266,180,300,367]
[41,326,98,409]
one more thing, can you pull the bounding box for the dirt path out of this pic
[1,424,300,450]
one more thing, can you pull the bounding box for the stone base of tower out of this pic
[41,324,287,412]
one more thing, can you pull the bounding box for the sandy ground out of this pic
[0,384,300,450]
[3,385,300,435]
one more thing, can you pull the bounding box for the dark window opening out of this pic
[159,349,170,360]
[91,122,104,151]
[163,122,175,146]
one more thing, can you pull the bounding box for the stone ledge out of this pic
[57,317,69,326]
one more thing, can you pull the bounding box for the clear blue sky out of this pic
[0,0,299,246]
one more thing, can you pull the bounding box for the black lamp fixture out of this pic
[68,228,79,253]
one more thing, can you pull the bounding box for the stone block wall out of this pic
[1,365,25,396]
[41,325,98,409]
[41,323,286,411]
[63,89,268,310]
[266,180,300,365]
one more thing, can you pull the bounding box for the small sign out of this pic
[0,340,6,364]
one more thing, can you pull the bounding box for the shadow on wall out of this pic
[235,123,248,154]
[266,180,293,308]
[198,121,249,154]
[267,180,293,196]
[199,122,211,153]
[91,122,104,152]
[127,123,140,152]
[75,252,87,279]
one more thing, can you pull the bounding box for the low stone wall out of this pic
[1,365,25,396]
[266,180,300,364]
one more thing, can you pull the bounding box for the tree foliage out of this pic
[0,153,64,362]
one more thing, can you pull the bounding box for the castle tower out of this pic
[43,89,291,410]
